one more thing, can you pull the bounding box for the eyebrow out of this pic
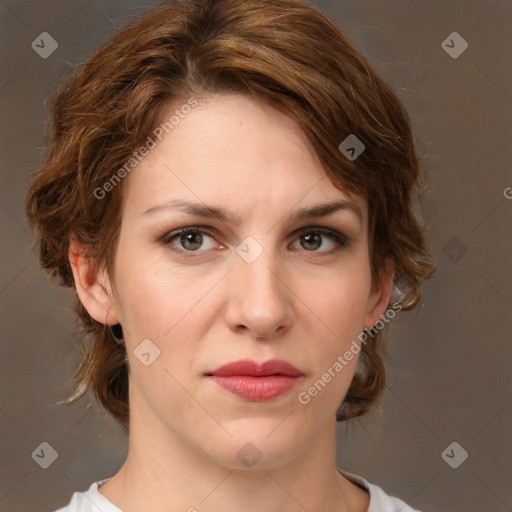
[142,198,363,224]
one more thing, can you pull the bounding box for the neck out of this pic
[98,389,368,512]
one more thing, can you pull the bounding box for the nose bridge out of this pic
[228,234,292,336]
[235,235,282,298]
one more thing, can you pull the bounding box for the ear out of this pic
[68,238,120,326]
[363,258,395,330]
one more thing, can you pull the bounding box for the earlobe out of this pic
[363,259,395,330]
[68,239,119,326]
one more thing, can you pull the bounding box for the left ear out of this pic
[363,258,395,330]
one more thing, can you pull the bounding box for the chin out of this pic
[198,422,304,471]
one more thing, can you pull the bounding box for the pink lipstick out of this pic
[206,359,304,401]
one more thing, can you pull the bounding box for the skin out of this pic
[69,93,394,512]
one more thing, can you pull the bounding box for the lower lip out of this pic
[207,375,302,401]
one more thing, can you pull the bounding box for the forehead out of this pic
[121,94,367,225]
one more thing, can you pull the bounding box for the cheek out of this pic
[300,268,372,406]
[308,270,372,344]
[111,240,175,340]
[113,244,219,347]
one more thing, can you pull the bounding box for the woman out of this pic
[25,0,435,510]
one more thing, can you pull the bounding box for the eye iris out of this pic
[301,232,321,250]
[181,232,203,250]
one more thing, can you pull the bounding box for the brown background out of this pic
[0,1,511,511]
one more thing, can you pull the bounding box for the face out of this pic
[74,93,392,470]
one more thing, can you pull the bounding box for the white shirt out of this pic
[54,468,422,512]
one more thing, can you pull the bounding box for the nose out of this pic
[224,243,295,339]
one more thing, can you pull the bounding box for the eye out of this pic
[291,227,349,253]
[161,226,349,258]
[162,227,219,254]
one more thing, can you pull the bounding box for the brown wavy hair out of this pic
[24,0,435,434]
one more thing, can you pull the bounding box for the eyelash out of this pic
[160,226,350,258]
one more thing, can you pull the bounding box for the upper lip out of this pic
[206,359,303,378]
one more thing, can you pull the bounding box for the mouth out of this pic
[205,359,304,401]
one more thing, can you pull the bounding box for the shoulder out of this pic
[337,468,423,512]
[53,478,121,512]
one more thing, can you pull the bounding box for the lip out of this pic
[207,359,303,378]
[205,359,304,401]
